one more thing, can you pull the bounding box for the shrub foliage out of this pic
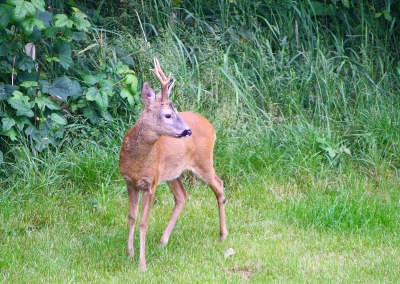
[0,0,139,158]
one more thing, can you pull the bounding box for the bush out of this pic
[0,0,139,160]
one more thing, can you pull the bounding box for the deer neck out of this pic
[133,116,161,145]
[121,116,161,168]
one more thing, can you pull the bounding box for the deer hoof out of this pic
[220,232,228,242]
[127,248,135,258]
[139,262,147,271]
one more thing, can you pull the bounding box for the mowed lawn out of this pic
[1,155,399,283]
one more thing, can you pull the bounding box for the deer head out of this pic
[140,58,192,139]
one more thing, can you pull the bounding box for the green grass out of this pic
[1,139,399,282]
[1,0,400,282]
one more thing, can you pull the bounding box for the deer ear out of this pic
[142,82,156,106]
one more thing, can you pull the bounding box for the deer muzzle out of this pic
[177,129,192,138]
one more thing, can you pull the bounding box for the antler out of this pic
[151,57,171,102]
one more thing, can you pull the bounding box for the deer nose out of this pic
[181,129,192,137]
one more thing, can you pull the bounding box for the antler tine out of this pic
[151,57,172,102]
[154,57,171,81]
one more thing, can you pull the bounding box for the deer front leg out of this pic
[160,178,188,246]
[126,180,140,258]
[138,188,155,270]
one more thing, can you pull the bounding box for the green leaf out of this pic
[120,87,135,108]
[2,117,15,132]
[6,86,21,99]
[325,147,337,158]
[316,137,327,145]
[86,87,108,111]
[83,107,100,124]
[133,93,140,104]
[70,79,83,98]
[72,31,86,41]
[14,116,31,130]
[128,93,136,108]
[73,11,91,32]
[86,87,100,101]
[101,111,113,122]
[20,81,38,88]
[34,96,61,110]
[99,80,114,92]
[50,113,67,125]
[0,83,19,100]
[6,0,21,6]
[83,75,98,85]
[340,146,351,155]
[129,82,138,96]
[31,0,45,11]
[63,28,73,40]
[3,127,17,141]
[0,83,6,100]
[25,124,56,152]
[116,62,131,74]
[122,56,134,66]
[75,21,90,32]
[7,91,34,117]
[53,40,72,70]
[0,4,13,29]
[54,14,73,28]
[0,82,12,101]
[383,9,392,22]
[46,57,60,62]
[10,1,26,23]
[11,0,36,23]
[24,124,39,137]
[120,87,130,99]
[37,10,51,26]
[44,26,61,37]
[310,1,334,17]
[69,103,76,112]
[0,43,8,56]
[21,17,46,35]
[40,77,82,100]
[77,99,87,108]
[125,75,138,93]
[16,55,35,71]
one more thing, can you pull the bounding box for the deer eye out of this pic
[165,114,172,119]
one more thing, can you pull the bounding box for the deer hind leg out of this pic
[193,167,228,241]
[160,178,188,246]
[208,174,228,241]
[126,179,140,259]
[138,188,155,270]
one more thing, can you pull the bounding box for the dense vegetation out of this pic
[1,0,399,282]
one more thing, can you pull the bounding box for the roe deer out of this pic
[119,57,228,270]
